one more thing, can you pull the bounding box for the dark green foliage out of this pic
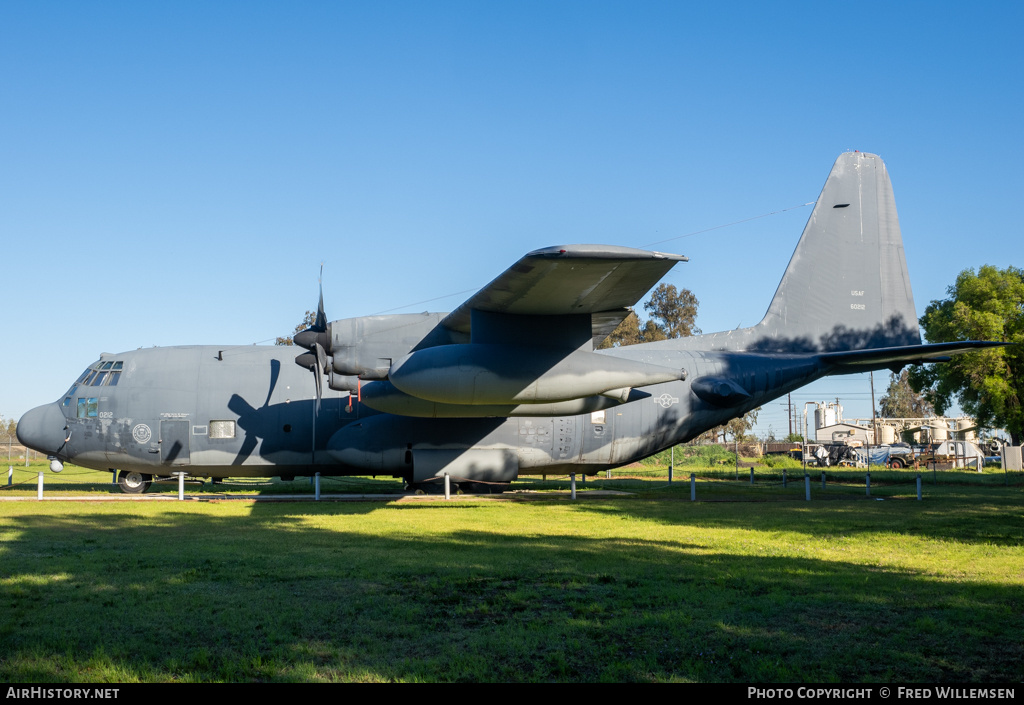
[908,265,1024,444]
[599,284,698,348]
[642,444,737,467]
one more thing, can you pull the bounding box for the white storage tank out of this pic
[958,418,977,441]
[814,403,842,434]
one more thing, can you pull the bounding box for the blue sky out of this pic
[2,1,1022,436]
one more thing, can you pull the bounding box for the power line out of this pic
[641,202,815,248]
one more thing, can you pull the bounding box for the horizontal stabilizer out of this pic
[821,341,1008,370]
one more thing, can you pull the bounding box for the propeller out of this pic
[294,264,331,407]
[294,266,331,466]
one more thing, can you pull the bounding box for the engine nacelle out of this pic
[329,313,463,379]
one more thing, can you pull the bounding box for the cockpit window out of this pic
[77,398,98,419]
[85,362,124,385]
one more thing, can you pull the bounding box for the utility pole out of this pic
[869,372,878,442]
[788,393,793,438]
[869,371,878,468]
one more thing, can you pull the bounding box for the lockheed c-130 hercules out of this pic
[18,152,1000,493]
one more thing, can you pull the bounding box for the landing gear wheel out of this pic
[406,481,445,495]
[118,470,152,494]
[456,481,510,495]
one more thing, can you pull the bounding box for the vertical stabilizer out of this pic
[679,152,921,353]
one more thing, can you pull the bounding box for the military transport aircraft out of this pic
[18,152,999,493]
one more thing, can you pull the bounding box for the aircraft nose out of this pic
[17,403,68,456]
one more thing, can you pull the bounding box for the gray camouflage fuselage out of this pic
[22,344,829,481]
[18,152,997,488]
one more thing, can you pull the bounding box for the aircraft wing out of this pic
[440,245,687,339]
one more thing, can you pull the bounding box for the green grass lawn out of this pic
[1,461,1021,682]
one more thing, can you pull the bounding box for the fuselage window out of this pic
[77,398,98,419]
[210,420,236,439]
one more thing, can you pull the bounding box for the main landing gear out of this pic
[117,470,152,494]
[404,479,510,495]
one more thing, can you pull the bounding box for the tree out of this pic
[276,310,318,346]
[907,265,1024,445]
[644,283,700,338]
[600,311,643,348]
[599,283,698,349]
[1,416,16,463]
[696,407,761,443]
[879,369,934,418]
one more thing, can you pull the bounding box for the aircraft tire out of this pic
[405,480,509,495]
[118,470,152,494]
[406,482,446,495]
[454,479,509,495]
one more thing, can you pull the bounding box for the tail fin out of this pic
[685,152,921,353]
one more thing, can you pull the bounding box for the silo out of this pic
[930,419,948,442]
[814,402,842,432]
[959,418,977,441]
[879,425,896,445]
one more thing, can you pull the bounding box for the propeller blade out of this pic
[313,263,326,332]
[294,269,329,351]
[316,342,328,374]
[314,362,323,409]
